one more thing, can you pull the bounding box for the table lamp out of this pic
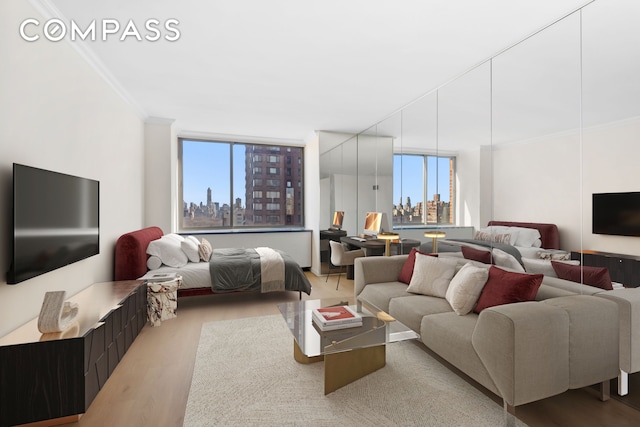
[377,232,400,256]
[423,231,446,253]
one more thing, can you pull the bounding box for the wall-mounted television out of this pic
[7,164,100,284]
[593,191,640,237]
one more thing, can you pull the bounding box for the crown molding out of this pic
[28,0,148,120]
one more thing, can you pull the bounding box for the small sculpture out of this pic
[37,291,79,333]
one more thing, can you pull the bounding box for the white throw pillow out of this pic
[181,238,200,263]
[146,235,188,268]
[407,253,458,298]
[522,258,580,277]
[199,238,213,261]
[445,263,490,315]
[163,233,185,242]
[508,227,541,248]
[146,255,162,270]
[492,248,525,272]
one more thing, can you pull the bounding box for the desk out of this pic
[340,237,421,278]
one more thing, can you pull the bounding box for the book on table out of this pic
[312,305,362,330]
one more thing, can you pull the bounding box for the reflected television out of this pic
[593,191,640,237]
[7,164,100,284]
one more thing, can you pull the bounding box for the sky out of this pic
[183,140,452,208]
[393,154,451,206]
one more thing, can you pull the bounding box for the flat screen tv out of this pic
[7,164,100,284]
[593,191,640,237]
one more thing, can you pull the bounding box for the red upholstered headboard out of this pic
[114,226,164,280]
[487,221,560,250]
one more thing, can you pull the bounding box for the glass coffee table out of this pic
[277,298,419,394]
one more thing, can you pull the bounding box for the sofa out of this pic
[354,253,622,418]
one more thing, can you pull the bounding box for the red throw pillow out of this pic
[474,266,543,313]
[461,246,493,264]
[398,248,436,284]
[551,261,613,290]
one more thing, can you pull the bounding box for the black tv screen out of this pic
[7,164,100,284]
[593,192,640,237]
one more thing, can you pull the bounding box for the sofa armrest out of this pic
[597,289,640,374]
[354,255,408,297]
[472,302,570,406]
[543,295,619,388]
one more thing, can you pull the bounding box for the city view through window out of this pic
[393,154,455,225]
[180,139,304,229]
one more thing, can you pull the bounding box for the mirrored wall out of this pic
[319,0,640,285]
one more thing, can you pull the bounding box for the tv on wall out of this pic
[592,191,640,237]
[6,164,100,284]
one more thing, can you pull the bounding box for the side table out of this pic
[146,276,182,326]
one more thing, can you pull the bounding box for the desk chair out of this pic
[326,240,365,290]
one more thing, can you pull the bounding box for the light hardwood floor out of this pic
[68,272,640,427]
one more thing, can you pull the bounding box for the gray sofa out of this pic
[354,254,621,418]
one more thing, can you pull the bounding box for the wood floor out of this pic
[67,272,640,427]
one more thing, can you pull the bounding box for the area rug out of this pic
[184,315,527,426]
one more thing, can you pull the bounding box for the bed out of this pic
[419,221,563,273]
[114,226,312,298]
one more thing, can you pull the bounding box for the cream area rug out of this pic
[184,315,527,426]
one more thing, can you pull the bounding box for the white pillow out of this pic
[475,225,518,245]
[407,253,458,298]
[522,258,580,277]
[445,263,490,315]
[508,227,541,248]
[492,248,525,272]
[146,255,162,270]
[181,238,200,263]
[164,233,185,242]
[146,235,188,268]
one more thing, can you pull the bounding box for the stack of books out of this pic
[312,305,362,331]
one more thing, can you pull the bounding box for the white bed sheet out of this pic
[139,262,212,290]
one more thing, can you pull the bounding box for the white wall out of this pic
[492,118,640,255]
[0,1,145,336]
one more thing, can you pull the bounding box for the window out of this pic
[179,139,304,230]
[393,154,456,226]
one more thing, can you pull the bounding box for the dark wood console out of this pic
[571,250,640,288]
[0,280,147,426]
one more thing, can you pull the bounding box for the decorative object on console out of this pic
[37,291,79,333]
[377,232,400,256]
[424,231,446,253]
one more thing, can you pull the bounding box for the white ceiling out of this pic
[37,0,597,142]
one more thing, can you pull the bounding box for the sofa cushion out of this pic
[474,266,543,313]
[389,295,453,333]
[523,258,579,277]
[357,282,410,313]
[551,261,613,291]
[461,246,492,264]
[492,248,525,272]
[398,248,434,284]
[420,312,500,395]
[445,263,490,315]
[407,253,458,298]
